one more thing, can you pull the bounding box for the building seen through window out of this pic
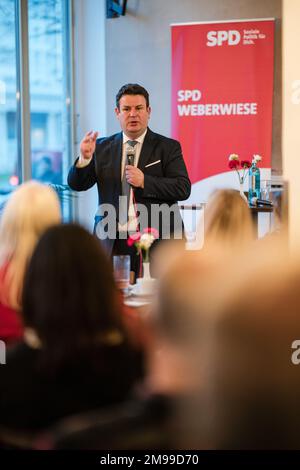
[0,0,18,205]
[0,0,72,218]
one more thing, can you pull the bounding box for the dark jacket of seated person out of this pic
[0,224,144,432]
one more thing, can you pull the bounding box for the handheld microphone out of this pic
[125,148,135,190]
[126,146,135,166]
[251,197,273,207]
[127,152,135,166]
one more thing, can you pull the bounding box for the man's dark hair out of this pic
[116,83,150,109]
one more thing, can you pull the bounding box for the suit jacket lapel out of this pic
[138,128,157,170]
[110,132,123,196]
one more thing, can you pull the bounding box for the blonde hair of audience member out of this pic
[150,238,186,280]
[201,256,300,449]
[0,181,61,310]
[204,189,254,250]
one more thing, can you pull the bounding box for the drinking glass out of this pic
[261,180,271,201]
[113,255,130,294]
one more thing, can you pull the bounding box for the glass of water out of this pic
[113,255,130,294]
[260,180,271,201]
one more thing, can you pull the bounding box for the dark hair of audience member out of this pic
[22,224,133,375]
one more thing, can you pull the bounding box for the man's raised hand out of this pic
[80,131,99,161]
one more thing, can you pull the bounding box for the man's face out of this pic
[115,94,151,138]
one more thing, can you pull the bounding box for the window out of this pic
[0,0,19,209]
[0,0,73,219]
[28,0,73,219]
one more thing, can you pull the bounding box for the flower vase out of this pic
[142,262,151,279]
[239,182,248,204]
[136,261,155,295]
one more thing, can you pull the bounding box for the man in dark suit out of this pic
[68,83,191,275]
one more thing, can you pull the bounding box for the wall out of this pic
[283,0,300,249]
[105,0,282,176]
[73,0,106,231]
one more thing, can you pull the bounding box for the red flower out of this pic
[228,160,239,170]
[241,160,251,168]
[142,227,159,238]
[127,231,141,247]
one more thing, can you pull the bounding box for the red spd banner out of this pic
[171,19,274,185]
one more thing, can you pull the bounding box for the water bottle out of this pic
[248,159,260,205]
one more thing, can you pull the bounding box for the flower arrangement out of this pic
[228,153,262,184]
[127,227,159,262]
[228,154,251,184]
[252,154,262,164]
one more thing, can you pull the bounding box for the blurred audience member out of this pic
[150,238,186,280]
[201,256,300,449]
[0,224,144,433]
[144,247,226,449]
[203,189,254,250]
[0,181,61,344]
[32,248,222,450]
